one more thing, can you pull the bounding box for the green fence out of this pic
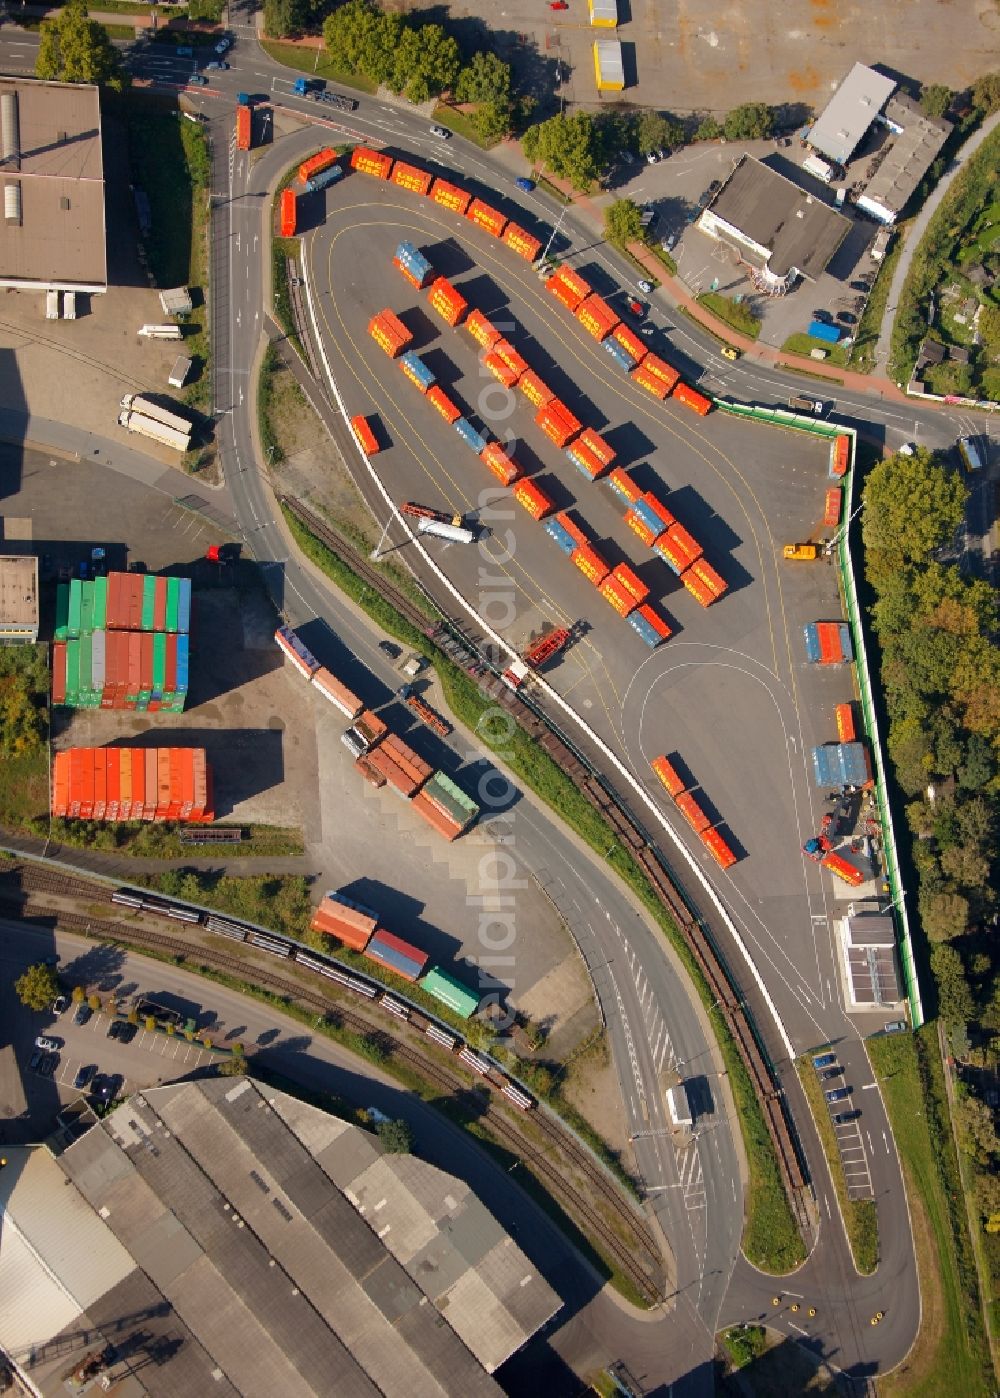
[716,401,924,1026]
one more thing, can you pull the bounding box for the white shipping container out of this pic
[666,1083,693,1128]
[62,290,77,320]
[45,289,60,320]
[137,324,183,340]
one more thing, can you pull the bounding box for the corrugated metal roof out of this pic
[860,93,951,217]
[808,62,896,165]
[594,38,624,84]
[588,0,617,21]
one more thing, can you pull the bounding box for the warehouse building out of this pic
[854,93,951,224]
[807,63,896,168]
[0,1078,561,1396]
[697,155,851,292]
[0,553,38,643]
[838,904,904,1010]
[0,77,107,295]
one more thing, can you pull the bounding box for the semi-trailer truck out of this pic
[118,410,190,452]
[120,394,192,437]
[417,517,476,544]
[401,500,463,527]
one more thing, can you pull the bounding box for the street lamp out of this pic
[541,203,570,264]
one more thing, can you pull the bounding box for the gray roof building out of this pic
[0,1078,560,1396]
[0,554,38,642]
[0,77,107,293]
[856,93,951,224]
[697,155,851,287]
[841,907,903,1008]
[808,63,896,166]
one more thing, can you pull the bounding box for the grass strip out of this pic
[869,1029,993,1397]
[795,1057,878,1274]
[774,362,845,386]
[696,291,761,339]
[781,332,850,368]
[280,504,806,1272]
[258,40,378,94]
[430,103,496,150]
[47,818,303,859]
[258,344,285,465]
[849,234,903,374]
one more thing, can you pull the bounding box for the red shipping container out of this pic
[656,523,701,575]
[145,749,157,820]
[466,198,507,237]
[502,222,542,261]
[632,603,672,644]
[685,558,727,603]
[483,352,519,388]
[612,562,649,604]
[427,276,467,326]
[492,339,530,380]
[536,401,581,448]
[67,749,83,817]
[52,753,68,818]
[545,266,591,310]
[575,293,619,342]
[79,751,95,820]
[611,323,648,364]
[817,622,842,664]
[632,365,670,399]
[52,642,66,705]
[279,187,296,238]
[566,440,607,480]
[310,906,373,950]
[481,441,520,486]
[350,146,393,179]
[430,178,471,215]
[824,487,842,529]
[181,749,195,819]
[556,510,589,547]
[106,751,119,821]
[464,309,501,349]
[513,478,553,520]
[168,749,184,819]
[390,160,432,196]
[153,577,168,632]
[831,435,850,478]
[652,755,686,798]
[518,370,554,408]
[577,426,615,468]
[640,354,681,394]
[625,511,660,547]
[673,382,712,415]
[155,749,169,817]
[140,631,154,693]
[572,543,609,586]
[676,791,711,833]
[822,851,864,886]
[94,751,107,820]
[640,492,676,535]
[426,386,460,424]
[608,467,641,503]
[599,575,636,616]
[702,827,737,869]
[836,703,856,742]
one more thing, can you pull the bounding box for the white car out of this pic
[661,234,676,251]
[214,36,231,54]
[35,1035,59,1052]
[637,279,654,294]
[429,124,451,140]
[645,151,657,164]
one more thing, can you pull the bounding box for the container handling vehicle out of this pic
[401,500,465,529]
[783,541,826,561]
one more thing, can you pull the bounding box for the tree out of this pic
[218,1054,248,1076]
[604,198,645,249]
[862,448,967,568]
[36,0,126,90]
[931,943,975,1023]
[455,51,511,107]
[696,115,722,141]
[636,111,674,155]
[474,100,513,144]
[389,23,461,103]
[323,0,398,84]
[978,303,1000,356]
[264,0,307,38]
[972,71,1000,114]
[957,1094,1000,1167]
[940,842,991,890]
[959,734,996,791]
[920,890,969,942]
[919,84,952,119]
[522,112,601,191]
[0,674,45,758]
[187,0,225,20]
[15,963,59,1011]
[376,1118,413,1153]
[723,102,773,141]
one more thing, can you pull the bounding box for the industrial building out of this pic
[0,1077,561,1396]
[697,155,851,292]
[0,554,38,643]
[854,93,951,224]
[838,903,904,1010]
[807,63,897,168]
[0,77,107,295]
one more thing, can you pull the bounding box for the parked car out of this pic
[38,1054,58,1078]
[637,279,653,294]
[52,994,68,1016]
[35,1036,59,1052]
[378,640,401,658]
[812,1051,836,1069]
[74,1004,92,1026]
[74,1063,98,1090]
[836,311,857,324]
[107,1019,124,1039]
[821,1066,842,1081]
[206,60,228,70]
[833,1110,860,1125]
[214,36,232,53]
[188,75,208,86]
[117,1021,138,1044]
[92,1073,123,1102]
[429,125,451,140]
[662,234,676,251]
[515,177,535,193]
[627,298,644,316]
[825,1086,851,1104]
[29,1049,43,1073]
[883,1019,908,1034]
[645,151,658,164]
[721,346,740,361]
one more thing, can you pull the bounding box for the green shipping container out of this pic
[425,772,479,825]
[54,585,69,641]
[80,581,94,637]
[141,575,156,631]
[153,632,166,695]
[421,967,480,1019]
[166,577,180,634]
[65,640,80,703]
[68,579,82,639]
[93,576,108,630]
[79,632,92,695]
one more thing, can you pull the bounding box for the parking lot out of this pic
[812,1050,874,1201]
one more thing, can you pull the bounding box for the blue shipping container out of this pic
[630,497,664,536]
[838,624,853,662]
[838,742,869,786]
[363,929,428,982]
[807,319,842,344]
[454,418,487,454]
[803,623,821,663]
[628,611,662,648]
[176,634,189,692]
[605,340,635,372]
[544,518,576,554]
[396,240,419,263]
[566,448,597,479]
[608,472,635,501]
[400,351,435,390]
[306,165,342,193]
[811,746,838,787]
[177,578,191,633]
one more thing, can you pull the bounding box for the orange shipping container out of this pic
[572,543,609,586]
[481,441,520,485]
[577,426,615,468]
[351,415,380,455]
[676,791,711,833]
[831,435,851,478]
[611,562,649,604]
[632,366,670,399]
[611,323,648,363]
[513,478,553,520]
[575,293,619,342]
[683,558,727,605]
[608,466,641,503]
[492,339,529,380]
[279,188,297,238]
[411,788,463,841]
[427,276,468,326]
[390,160,432,195]
[824,487,842,529]
[311,905,375,950]
[118,749,132,820]
[625,510,660,547]
[652,755,686,799]
[640,354,681,394]
[835,703,856,742]
[566,440,606,480]
[426,386,461,424]
[466,198,507,237]
[143,749,156,819]
[536,401,581,448]
[545,266,591,310]
[702,827,737,869]
[518,370,554,408]
[673,382,712,415]
[547,277,584,311]
[236,105,251,152]
[430,178,471,215]
[350,146,393,179]
[502,222,542,261]
[483,352,519,388]
[464,309,501,349]
[599,575,636,616]
[556,510,589,547]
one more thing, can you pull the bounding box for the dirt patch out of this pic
[718,1328,838,1395]
[560,1031,633,1169]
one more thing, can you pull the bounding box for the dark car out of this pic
[821,1066,842,1081]
[74,1003,92,1026]
[93,1073,123,1102]
[29,1049,43,1073]
[812,1051,836,1069]
[836,311,857,325]
[515,177,535,193]
[107,1019,123,1039]
[825,1086,851,1104]
[117,1021,138,1044]
[38,1053,58,1078]
[833,1110,860,1125]
[850,280,869,292]
[378,640,401,659]
[74,1063,98,1090]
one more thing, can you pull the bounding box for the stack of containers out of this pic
[673,382,713,415]
[465,198,507,238]
[430,178,472,215]
[576,293,620,342]
[607,467,642,505]
[544,514,578,556]
[610,323,648,366]
[454,418,488,455]
[426,386,461,423]
[52,575,192,713]
[599,562,648,617]
[299,149,338,183]
[803,622,853,665]
[310,891,378,949]
[626,491,675,548]
[394,240,432,289]
[400,351,436,394]
[480,441,521,486]
[654,522,702,576]
[364,928,429,981]
[312,667,363,720]
[513,478,554,519]
[464,310,501,350]
[491,340,529,383]
[575,426,615,472]
[368,309,412,358]
[502,223,542,261]
[275,624,319,679]
[361,743,422,797]
[536,400,581,448]
[390,161,433,196]
[632,354,681,399]
[573,541,610,587]
[546,266,591,311]
[681,558,728,607]
[350,146,394,179]
[606,339,636,372]
[427,276,468,327]
[811,742,871,788]
[483,352,520,388]
[411,771,479,841]
[835,703,856,742]
[51,747,212,823]
[518,370,554,409]
[831,435,851,478]
[676,790,711,833]
[628,604,673,648]
[566,438,608,481]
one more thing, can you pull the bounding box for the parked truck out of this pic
[236,104,251,152]
[120,394,192,437]
[118,410,190,452]
[417,517,476,545]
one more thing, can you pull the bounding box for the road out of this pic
[0,16,929,1388]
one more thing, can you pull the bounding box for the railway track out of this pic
[3,869,665,1304]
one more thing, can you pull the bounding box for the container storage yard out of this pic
[51,747,213,822]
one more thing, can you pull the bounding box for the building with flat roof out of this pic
[0,1078,560,1396]
[697,155,851,292]
[0,554,38,643]
[855,92,951,224]
[0,77,107,293]
[807,62,896,167]
[839,904,903,1009]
